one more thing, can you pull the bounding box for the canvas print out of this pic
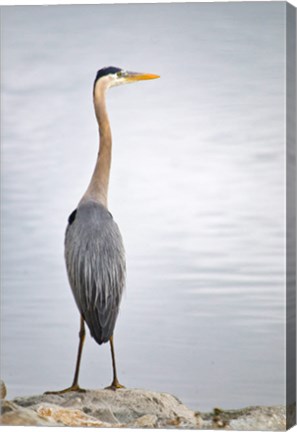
[0,1,296,430]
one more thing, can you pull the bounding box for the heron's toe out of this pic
[105,382,125,391]
[44,385,86,395]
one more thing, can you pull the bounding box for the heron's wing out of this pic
[65,202,126,344]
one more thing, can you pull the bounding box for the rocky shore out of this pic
[0,383,287,430]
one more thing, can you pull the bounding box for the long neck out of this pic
[82,83,112,208]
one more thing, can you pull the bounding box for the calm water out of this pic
[1,2,286,411]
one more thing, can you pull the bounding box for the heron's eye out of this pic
[117,71,123,78]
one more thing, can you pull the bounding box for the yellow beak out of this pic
[126,71,160,82]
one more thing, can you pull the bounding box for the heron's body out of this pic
[65,201,125,345]
[46,66,159,394]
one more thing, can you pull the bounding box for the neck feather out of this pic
[82,82,112,208]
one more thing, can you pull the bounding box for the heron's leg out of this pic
[70,315,86,388]
[44,316,86,394]
[105,335,125,390]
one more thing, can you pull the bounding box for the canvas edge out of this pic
[286,1,297,430]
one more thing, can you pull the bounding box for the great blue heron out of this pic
[48,66,159,393]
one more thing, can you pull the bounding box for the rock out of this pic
[0,388,287,430]
[129,414,158,428]
[8,388,201,428]
[0,401,60,426]
[228,406,286,431]
[37,404,116,427]
[0,381,6,400]
[200,406,286,431]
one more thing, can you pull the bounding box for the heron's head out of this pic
[94,66,160,91]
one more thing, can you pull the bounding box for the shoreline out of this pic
[0,386,288,429]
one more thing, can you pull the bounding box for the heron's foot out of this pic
[105,380,125,391]
[44,384,86,395]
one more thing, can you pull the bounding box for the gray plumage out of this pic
[65,200,126,345]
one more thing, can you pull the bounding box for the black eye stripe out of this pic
[94,67,122,86]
